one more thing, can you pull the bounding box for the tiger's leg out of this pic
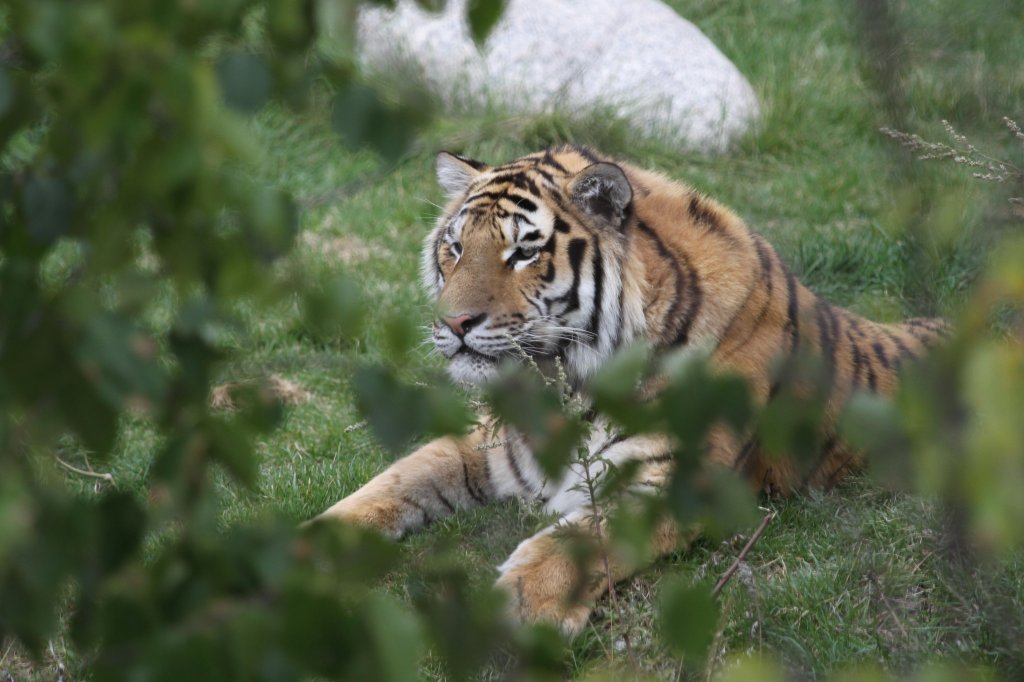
[495,445,689,635]
[494,424,755,634]
[495,506,687,635]
[312,424,498,539]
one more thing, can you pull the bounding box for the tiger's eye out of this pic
[509,246,539,264]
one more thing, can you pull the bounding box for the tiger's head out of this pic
[423,146,643,386]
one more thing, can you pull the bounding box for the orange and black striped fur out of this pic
[314,146,948,634]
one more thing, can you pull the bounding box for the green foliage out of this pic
[1,0,1022,680]
[467,0,507,45]
[354,363,473,453]
[486,366,587,477]
[658,578,719,661]
[0,0,521,679]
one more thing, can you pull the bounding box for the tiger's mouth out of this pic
[453,346,491,359]
[446,345,501,385]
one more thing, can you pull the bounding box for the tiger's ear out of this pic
[568,162,633,228]
[436,151,486,198]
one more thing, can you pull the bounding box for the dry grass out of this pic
[209,374,314,411]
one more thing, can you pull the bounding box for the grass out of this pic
[13,0,1024,679]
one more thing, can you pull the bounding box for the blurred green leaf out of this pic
[216,52,272,114]
[0,67,13,116]
[364,591,423,682]
[22,175,73,244]
[75,313,168,415]
[354,364,473,454]
[332,83,420,162]
[713,656,789,682]
[382,310,420,362]
[697,469,760,539]
[413,0,446,12]
[590,342,658,433]
[266,0,317,52]
[410,560,508,681]
[302,274,369,344]
[840,391,912,487]
[208,417,260,488]
[467,0,506,45]
[485,368,584,477]
[94,492,146,576]
[659,358,751,456]
[658,578,718,661]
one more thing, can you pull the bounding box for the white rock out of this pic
[357,0,759,153]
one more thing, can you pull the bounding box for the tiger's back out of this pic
[616,157,948,490]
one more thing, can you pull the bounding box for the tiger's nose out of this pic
[442,312,486,338]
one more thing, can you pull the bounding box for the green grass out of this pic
[26,0,1024,679]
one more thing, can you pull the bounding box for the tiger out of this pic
[313,144,948,635]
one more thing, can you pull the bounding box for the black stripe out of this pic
[504,440,531,491]
[514,213,535,227]
[432,229,444,283]
[848,330,865,389]
[465,190,505,204]
[522,289,545,316]
[486,172,526,186]
[462,461,486,505]
[733,437,760,475]
[644,453,673,464]
[541,150,569,174]
[783,265,800,354]
[688,195,721,231]
[611,271,625,350]
[815,298,838,380]
[635,221,686,343]
[533,167,557,184]
[450,153,486,170]
[493,161,529,173]
[850,318,882,391]
[401,496,432,524]
[588,240,604,339]
[593,433,628,459]
[671,255,703,347]
[904,325,937,343]
[573,145,600,163]
[511,173,541,196]
[551,238,587,314]
[906,317,946,332]
[430,483,456,513]
[801,432,840,489]
[548,191,569,213]
[520,230,541,242]
[846,314,865,338]
[871,341,891,370]
[753,236,774,291]
[511,196,538,212]
[553,216,571,233]
[886,328,916,359]
[720,236,777,356]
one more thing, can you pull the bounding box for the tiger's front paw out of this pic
[495,532,595,636]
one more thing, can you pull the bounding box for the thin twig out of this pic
[576,432,639,673]
[712,511,775,597]
[55,456,114,484]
